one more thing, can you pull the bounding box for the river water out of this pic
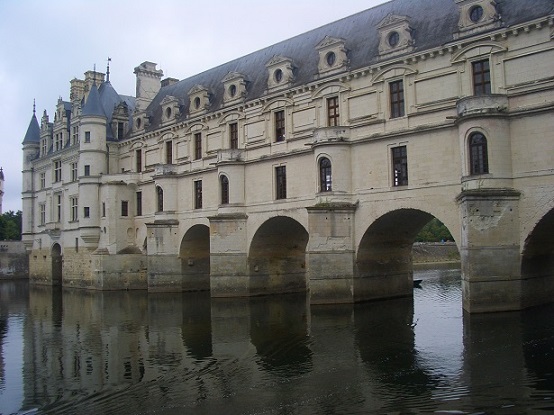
[1,267,553,414]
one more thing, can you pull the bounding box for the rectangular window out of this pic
[55,133,63,151]
[275,166,287,199]
[71,163,78,181]
[72,126,79,145]
[56,194,62,222]
[41,139,47,156]
[472,59,491,96]
[136,191,142,216]
[275,110,285,142]
[194,180,203,209]
[39,203,46,226]
[70,197,78,221]
[229,122,238,149]
[85,131,91,143]
[194,132,202,160]
[117,122,124,140]
[166,141,173,164]
[136,149,142,172]
[390,80,405,118]
[54,161,62,182]
[84,207,90,218]
[327,97,339,127]
[84,165,90,176]
[392,146,408,187]
[121,200,128,217]
[40,172,46,189]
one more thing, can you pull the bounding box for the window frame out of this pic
[70,197,78,222]
[156,186,164,212]
[275,165,287,200]
[194,180,203,209]
[327,97,339,127]
[392,145,409,187]
[220,175,229,205]
[469,132,489,175]
[39,203,46,226]
[53,160,62,183]
[136,149,142,172]
[319,157,332,192]
[229,122,238,149]
[390,80,405,119]
[472,59,491,96]
[275,110,285,142]
[165,140,173,164]
[121,200,129,217]
[194,132,202,160]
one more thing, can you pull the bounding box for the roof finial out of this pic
[107,57,111,82]
[33,99,36,115]
[93,63,97,84]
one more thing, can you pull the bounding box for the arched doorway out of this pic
[51,243,62,286]
[249,216,309,296]
[180,224,210,291]
[521,208,554,308]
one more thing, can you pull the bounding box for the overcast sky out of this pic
[0,0,387,213]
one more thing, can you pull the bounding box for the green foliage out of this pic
[0,210,22,240]
[415,218,453,242]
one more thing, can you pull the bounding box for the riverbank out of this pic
[412,242,460,267]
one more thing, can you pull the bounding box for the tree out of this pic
[415,218,453,242]
[0,210,22,240]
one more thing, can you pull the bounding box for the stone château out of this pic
[21,0,554,313]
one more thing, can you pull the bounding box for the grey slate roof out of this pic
[141,0,554,132]
[22,112,40,144]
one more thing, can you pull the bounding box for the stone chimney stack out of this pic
[134,61,164,111]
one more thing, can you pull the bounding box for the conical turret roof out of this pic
[82,82,106,117]
[22,111,40,144]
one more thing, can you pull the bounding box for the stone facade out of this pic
[21,0,554,312]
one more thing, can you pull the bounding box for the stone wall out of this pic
[0,241,28,278]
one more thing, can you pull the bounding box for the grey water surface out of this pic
[1,268,553,414]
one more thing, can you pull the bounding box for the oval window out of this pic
[388,31,400,47]
[229,84,237,97]
[194,96,201,109]
[326,51,336,67]
[274,69,283,83]
[469,5,483,22]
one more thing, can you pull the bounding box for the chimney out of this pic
[134,62,164,111]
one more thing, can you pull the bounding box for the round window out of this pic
[229,84,237,97]
[469,5,484,22]
[194,96,201,109]
[326,51,336,67]
[388,31,400,47]
[274,69,283,83]
[165,107,172,119]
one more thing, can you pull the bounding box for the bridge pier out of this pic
[209,214,250,297]
[307,204,358,304]
[458,189,523,313]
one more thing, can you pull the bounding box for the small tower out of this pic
[0,167,4,214]
[21,102,41,245]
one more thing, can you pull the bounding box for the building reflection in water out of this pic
[8,272,554,414]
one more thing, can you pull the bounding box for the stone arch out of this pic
[356,208,458,301]
[180,224,210,291]
[521,207,554,308]
[248,216,309,296]
[51,243,62,286]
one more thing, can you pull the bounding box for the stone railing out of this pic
[456,94,508,117]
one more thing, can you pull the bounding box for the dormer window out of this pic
[455,0,500,39]
[377,14,415,57]
[222,72,247,105]
[160,95,180,123]
[266,56,295,91]
[316,36,348,77]
[188,85,210,116]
